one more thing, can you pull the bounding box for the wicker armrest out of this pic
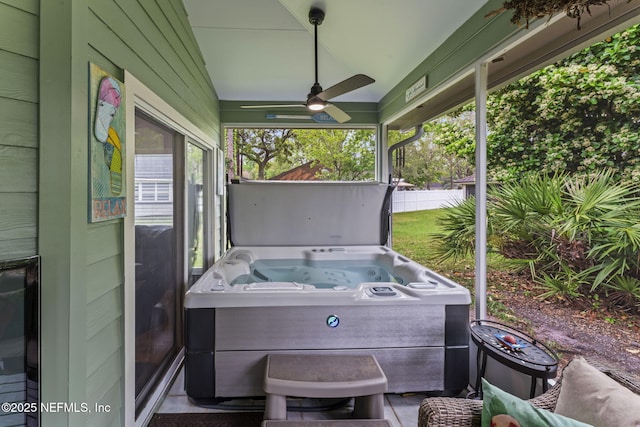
[526,380,562,411]
[418,357,640,427]
[418,397,483,427]
[418,381,562,427]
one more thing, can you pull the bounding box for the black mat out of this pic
[148,412,264,427]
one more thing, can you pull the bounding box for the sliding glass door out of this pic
[133,111,180,414]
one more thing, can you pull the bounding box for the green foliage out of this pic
[295,129,375,181]
[605,276,640,311]
[432,170,640,312]
[536,267,587,300]
[389,109,473,189]
[399,141,448,189]
[491,172,563,241]
[430,104,476,162]
[557,171,640,288]
[231,128,375,181]
[486,24,640,181]
[234,128,297,179]
[432,197,481,261]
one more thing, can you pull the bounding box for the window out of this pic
[226,127,377,181]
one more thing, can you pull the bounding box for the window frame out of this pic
[124,71,219,427]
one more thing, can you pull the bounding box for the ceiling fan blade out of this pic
[324,104,351,123]
[316,74,375,101]
[241,104,305,109]
[266,113,337,123]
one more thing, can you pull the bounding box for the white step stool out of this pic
[263,354,388,421]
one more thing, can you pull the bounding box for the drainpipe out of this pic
[475,63,488,320]
[386,125,424,246]
[387,125,424,184]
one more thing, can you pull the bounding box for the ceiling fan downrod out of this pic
[308,8,325,97]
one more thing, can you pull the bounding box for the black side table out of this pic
[470,320,558,399]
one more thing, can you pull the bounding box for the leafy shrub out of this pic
[432,197,479,260]
[434,169,640,312]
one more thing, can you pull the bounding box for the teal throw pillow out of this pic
[481,379,593,427]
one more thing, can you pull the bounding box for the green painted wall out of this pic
[0,0,39,260]
[33,1,220,426]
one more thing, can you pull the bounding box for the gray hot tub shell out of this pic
[184,182,471,403]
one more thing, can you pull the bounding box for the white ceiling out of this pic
[183,0,488,104]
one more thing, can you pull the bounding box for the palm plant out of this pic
[536,264,590,300]
[433,168,640,310]
[491,172,564,260]
[605,276,640,312]
[433,197,482,260]
[557,170,640,290]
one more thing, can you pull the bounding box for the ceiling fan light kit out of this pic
[307,101,326,111]
[241,7,374,123]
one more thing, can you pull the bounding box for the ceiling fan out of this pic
[241,7,375,123]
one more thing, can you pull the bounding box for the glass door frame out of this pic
[123,71,220,427]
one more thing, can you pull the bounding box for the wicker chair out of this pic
[418,359,640,427]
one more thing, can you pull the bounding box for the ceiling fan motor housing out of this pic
[308,82,323,98]
[309,8,325,26]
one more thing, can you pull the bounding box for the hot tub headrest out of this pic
[228,181,394,246]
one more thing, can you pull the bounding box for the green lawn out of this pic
[392,208,516,295]
[391,209,447,267]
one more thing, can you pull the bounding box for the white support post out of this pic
[475,62,488,320]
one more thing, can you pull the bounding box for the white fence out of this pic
[392,189,463,213]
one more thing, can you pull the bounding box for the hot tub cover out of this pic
[227,181,394,247]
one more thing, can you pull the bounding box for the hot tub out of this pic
[184,182,471,403]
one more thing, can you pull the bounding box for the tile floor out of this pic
[157,367,440,426]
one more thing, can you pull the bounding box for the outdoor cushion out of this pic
[555,356,640,427]
[481,379,592,427]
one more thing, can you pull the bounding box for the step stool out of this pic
[263,354,388,421]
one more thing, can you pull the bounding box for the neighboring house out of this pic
[456,174,478,200]
[269,161,325,180]
[392,178,415,190]
[455,174,500,199]
[134,155,174,220]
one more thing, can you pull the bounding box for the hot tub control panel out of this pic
[369,286,397,296]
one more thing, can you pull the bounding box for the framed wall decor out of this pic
[89,63,126,222]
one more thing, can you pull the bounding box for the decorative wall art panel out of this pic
[89,63,126,222]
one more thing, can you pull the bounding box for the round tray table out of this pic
[470,319,558,399]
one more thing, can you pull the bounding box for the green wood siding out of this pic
[88,0,219,136]
[35,1,220,426]
[81,2,219,424]
[0,1,39,261]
